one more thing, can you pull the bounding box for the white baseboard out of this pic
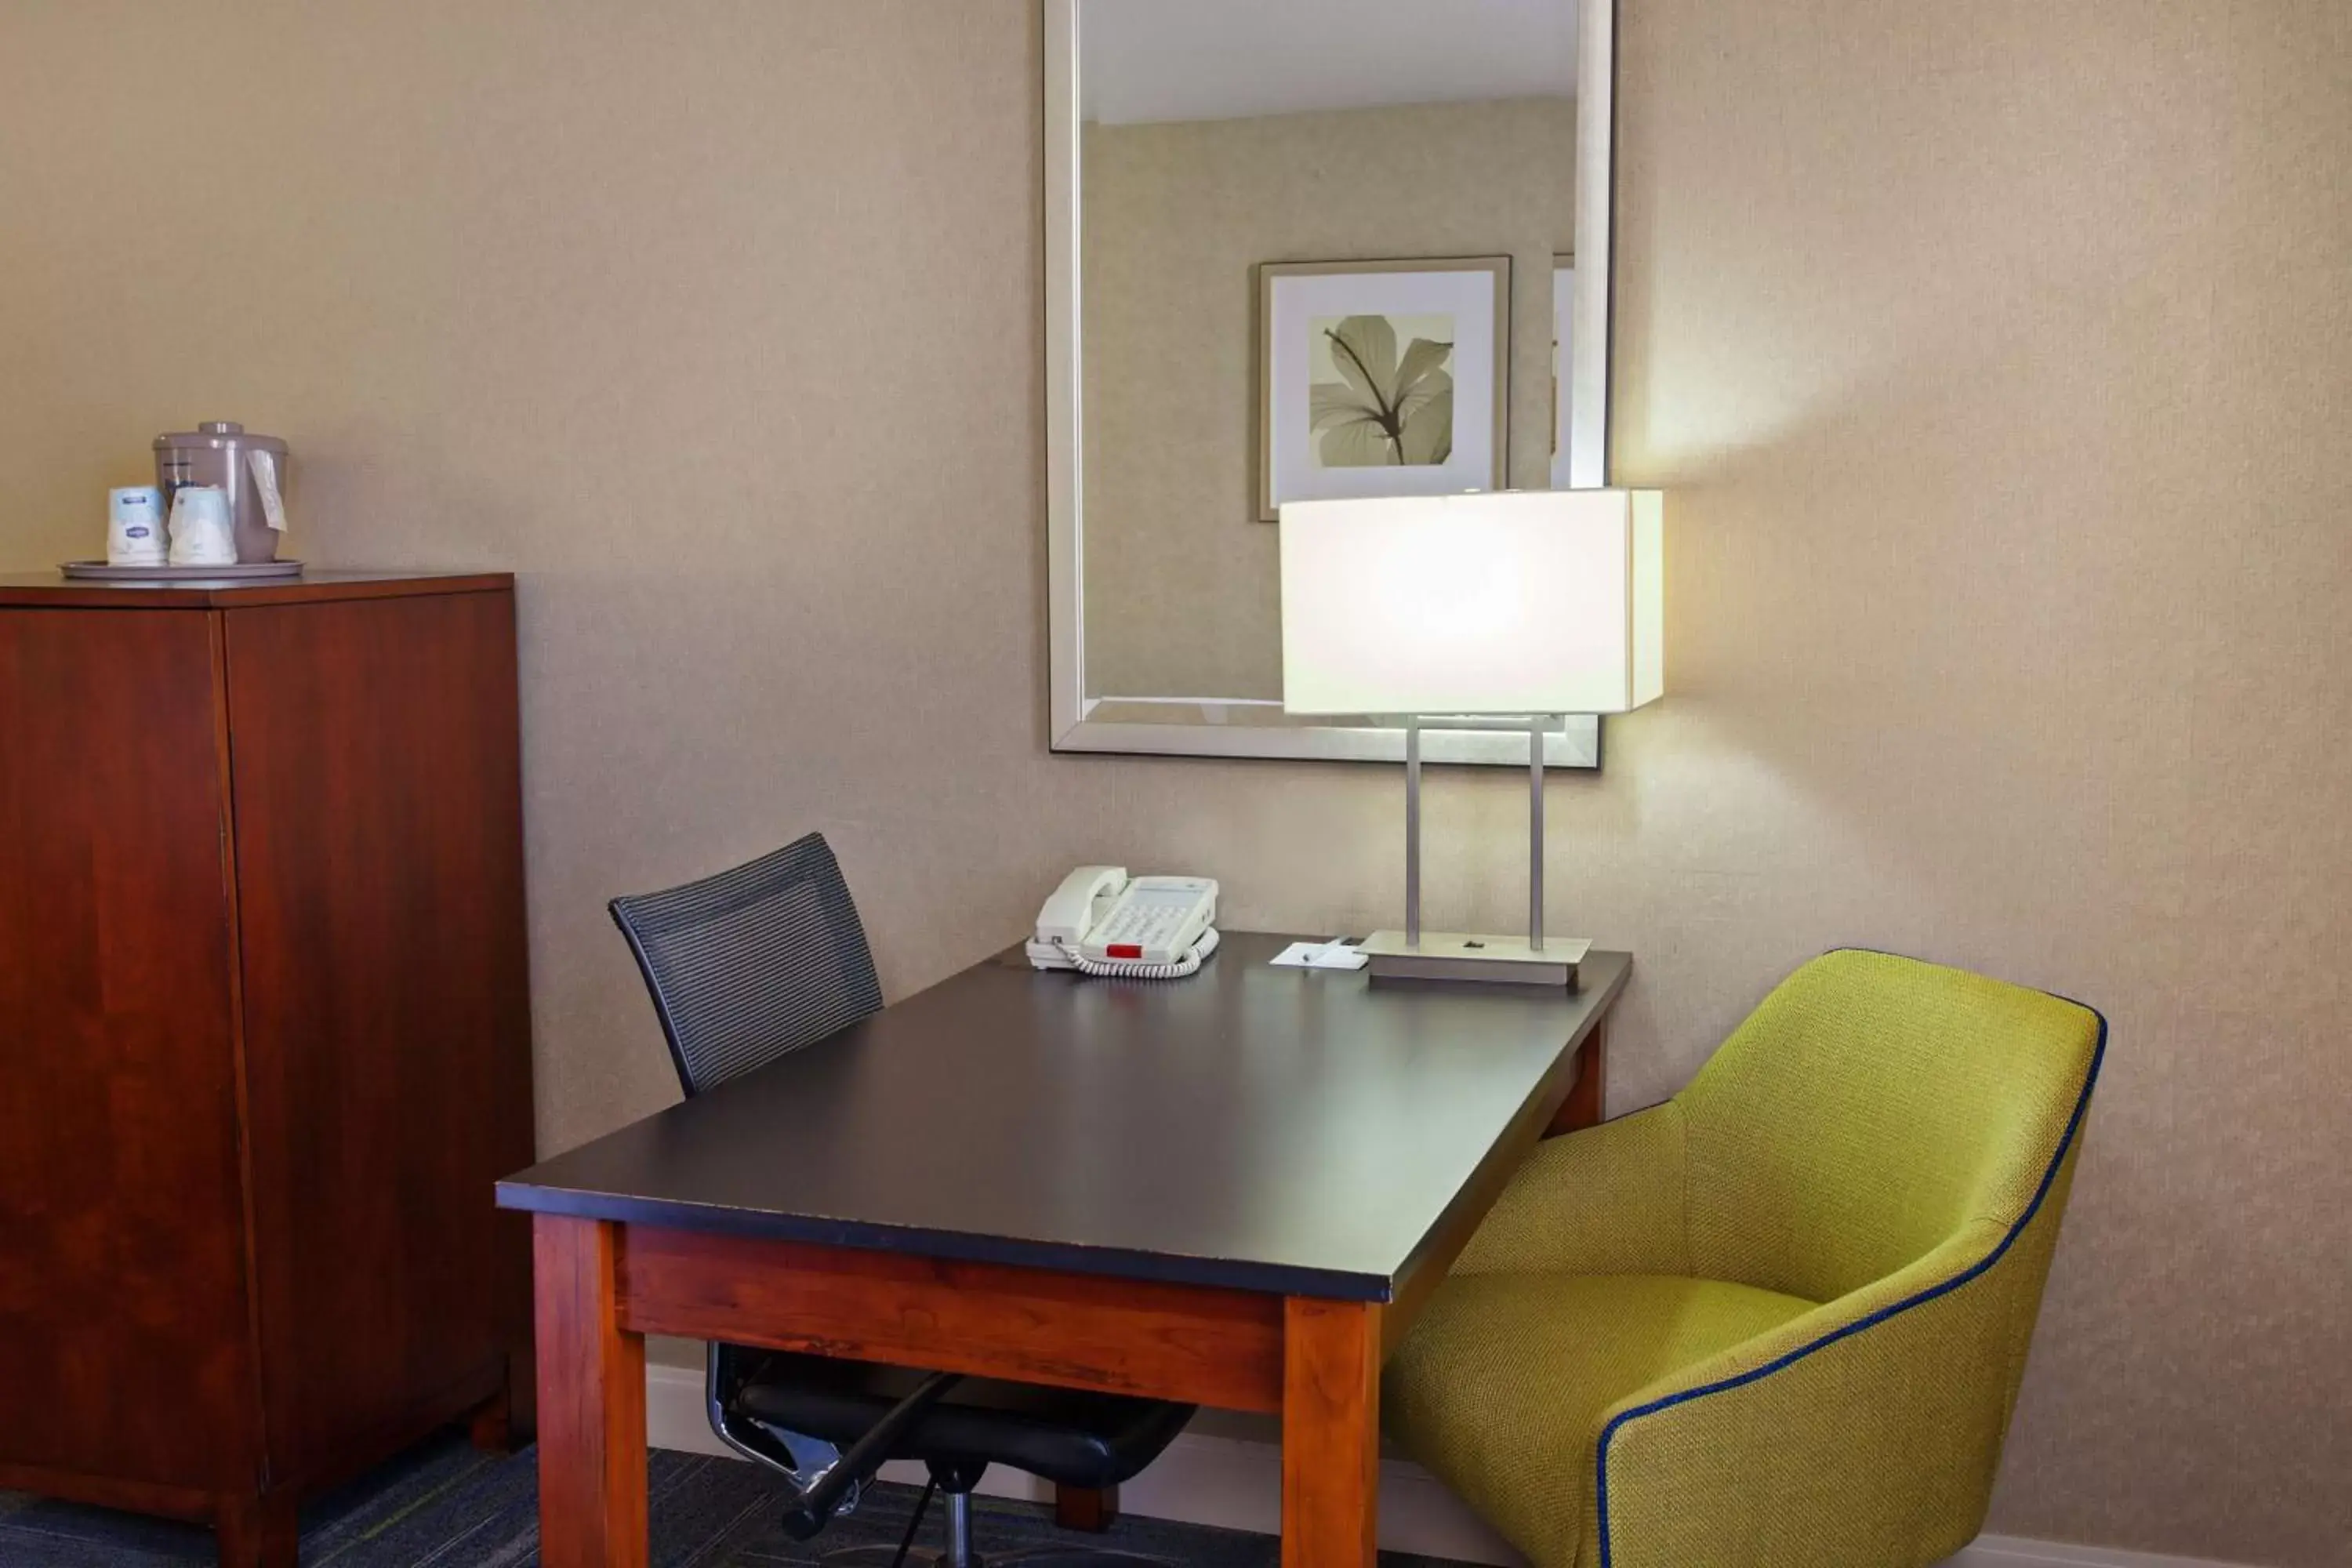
[646,1363,2246,1568]
[1947,1543,2252,1568]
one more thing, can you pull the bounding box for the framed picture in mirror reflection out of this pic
[1257,256,1510,522]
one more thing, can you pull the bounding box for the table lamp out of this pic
[1279,489,1664,985]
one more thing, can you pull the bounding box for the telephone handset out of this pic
[1027,866,1221,978]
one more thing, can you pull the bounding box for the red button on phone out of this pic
[1107,943,1143,960]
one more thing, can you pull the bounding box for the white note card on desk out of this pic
[1270,939,1369,971]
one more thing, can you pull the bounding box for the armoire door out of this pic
[223,590,534,1475]
[0,608,262,1494]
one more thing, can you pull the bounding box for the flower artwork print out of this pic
[1308,314,1456,469]
[1258,258,1505,520]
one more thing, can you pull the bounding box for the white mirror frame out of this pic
[1044,0,1615,768]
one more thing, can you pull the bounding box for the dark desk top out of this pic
[498,933,1629,1301]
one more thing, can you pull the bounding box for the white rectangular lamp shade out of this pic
[1279,489,1664,717]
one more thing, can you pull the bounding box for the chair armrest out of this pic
[1454,1101,1691,1279]
[780,1370,962,1541]
[1587,1218,2027,1568]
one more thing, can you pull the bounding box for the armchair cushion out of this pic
[1384,1272,1817,1568]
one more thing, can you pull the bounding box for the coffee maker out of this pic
[154,422,289,564]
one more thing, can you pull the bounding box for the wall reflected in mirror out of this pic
[1079,0,1582,710]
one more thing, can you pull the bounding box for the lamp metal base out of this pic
[1360,931,1591,987]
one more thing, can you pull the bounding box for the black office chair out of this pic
[610,833,1190,1567]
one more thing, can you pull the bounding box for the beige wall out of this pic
[1082,98,1574,700]
[0,2,2343,1564]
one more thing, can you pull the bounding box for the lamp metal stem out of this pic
[1399,714,1557,957]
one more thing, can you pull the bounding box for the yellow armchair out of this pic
[1384,949,2105,1568]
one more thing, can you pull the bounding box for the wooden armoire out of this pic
[0,572,536,1568]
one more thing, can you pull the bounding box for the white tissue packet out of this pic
[248,450,289,532]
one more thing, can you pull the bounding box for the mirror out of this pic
[1046,0,1615,768]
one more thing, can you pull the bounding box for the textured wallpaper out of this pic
[0,2,2343,1564]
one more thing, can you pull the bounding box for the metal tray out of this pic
[60,559,305,583]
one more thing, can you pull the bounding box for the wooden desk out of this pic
[498,932,1628,1566]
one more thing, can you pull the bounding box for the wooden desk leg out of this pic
[535,1215,648,1568]
[1282,1298,1379,1568]
[1548,1018,1610,1137]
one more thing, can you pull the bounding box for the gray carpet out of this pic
[0,1436,1465,1566]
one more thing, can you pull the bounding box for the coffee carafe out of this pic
[153,422,289,564]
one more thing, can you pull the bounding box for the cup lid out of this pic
[154,421,289,455]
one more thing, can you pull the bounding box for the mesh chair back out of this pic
[610,833,884,1098]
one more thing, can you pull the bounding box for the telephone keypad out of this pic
[1100,904,1181,952]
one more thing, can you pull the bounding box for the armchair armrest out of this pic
[1454,1101,1690,1279]
[1587,1217,2029,1568]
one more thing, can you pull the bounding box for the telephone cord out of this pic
[1069,924,1221,979]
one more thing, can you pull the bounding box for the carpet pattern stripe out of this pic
[0,1436,1461,1566]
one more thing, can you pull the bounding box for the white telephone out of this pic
[1027,867,1221,978]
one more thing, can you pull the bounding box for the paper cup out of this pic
[168,485,238,568]
[107,486,167,566]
